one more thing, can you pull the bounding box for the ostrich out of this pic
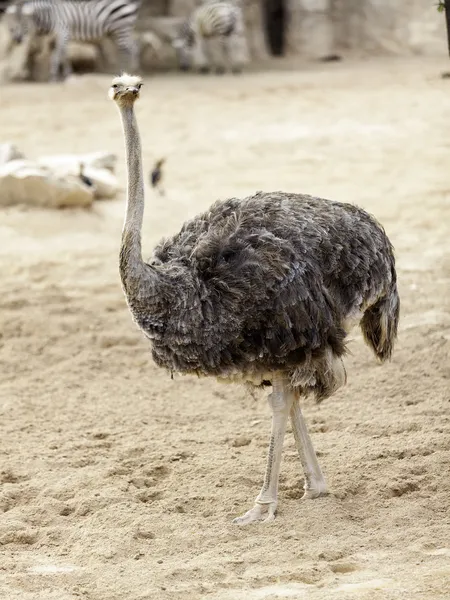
[109,74,400,525]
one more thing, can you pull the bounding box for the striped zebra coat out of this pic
[4,0,140,81]
[172,0,248,74]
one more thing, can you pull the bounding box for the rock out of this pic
[134,527,156,540]
[143,16,187,43]
[231,436,252,448]
[0,150,117,207]
[39,151,117,173]
[0,160,93,208]
[67,41,99,72]
[81,168,119,200]
[0,11,54,82]
[38,153,119,199]
[138,31,166,69]
[140,31,163,57]
[27,34,54,82]
[0,143,24,165]
[0,28,32,82]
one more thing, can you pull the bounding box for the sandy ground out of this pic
[0,57,449,600]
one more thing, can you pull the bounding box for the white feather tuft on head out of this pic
[111,73,143,88]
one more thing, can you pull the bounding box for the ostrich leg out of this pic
[290,396,328,498]
[233,375,294,525]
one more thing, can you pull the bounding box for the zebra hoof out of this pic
[231,68,242,75]
[215,67,226,75]
[179,65,190,72]
[199,66,210,75]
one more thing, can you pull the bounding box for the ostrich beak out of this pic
[127,86,140,95]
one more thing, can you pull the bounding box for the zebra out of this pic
[172,0,248,74]
[3,0,140,81]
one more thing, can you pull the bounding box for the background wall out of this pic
[330,0,447,58]
[138,0,448,63]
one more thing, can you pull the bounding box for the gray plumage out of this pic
[122,192,399,399]
[110,74,400,524]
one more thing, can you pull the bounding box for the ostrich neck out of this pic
[119,104,146,283]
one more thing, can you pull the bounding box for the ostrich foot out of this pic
[302,478,328,499]
[233,501,277,525]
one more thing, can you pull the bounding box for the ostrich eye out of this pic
[137,83,143,89]
[112,84,118,89]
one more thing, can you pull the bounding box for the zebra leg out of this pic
[114,34,139,73]
[205,37,228,75]
[224,34,243,75]
[229,10,249,75]
[61,51,73,80]
[216,35,231,75]
[129,38,139,71]
[50,30,70,82]
[194,36,211,74]
[95,41,111,72]
[215,37,228,75]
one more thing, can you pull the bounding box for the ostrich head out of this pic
[108,74,143,108]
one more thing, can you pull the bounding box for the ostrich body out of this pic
[110,75,400,524]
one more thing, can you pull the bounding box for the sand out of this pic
[0,57,449,600]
